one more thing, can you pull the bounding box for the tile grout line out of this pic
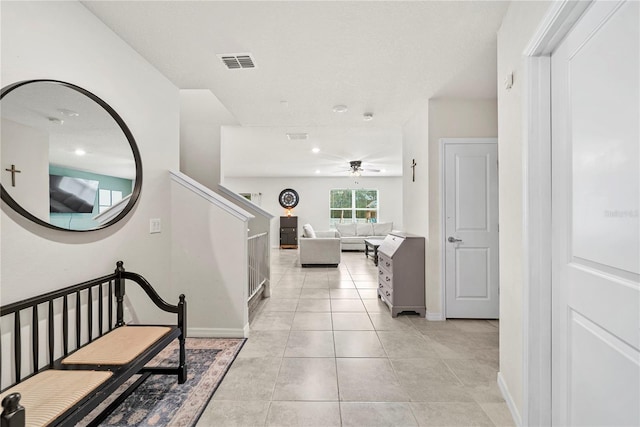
[265,265,301,421]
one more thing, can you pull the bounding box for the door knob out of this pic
[448,236,463,243]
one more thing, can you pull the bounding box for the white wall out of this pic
[496,1,552,421]
[1,119,49,220]
[180,90,238,190]
[170,174,250,337]
[402,103,429,238]
[427,99,498,317]
[0,2,179,324]
[223,176,403,248]
[402,99,497,319]
[401,103,430,316]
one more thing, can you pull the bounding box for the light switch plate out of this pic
[150,218,161,234]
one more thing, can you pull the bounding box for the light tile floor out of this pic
[197,250,513,427]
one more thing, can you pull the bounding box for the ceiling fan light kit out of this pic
[347,160,380,176]
[349,160,362,177]
[363,113,373,121]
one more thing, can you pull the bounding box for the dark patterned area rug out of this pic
[79,337,245,427]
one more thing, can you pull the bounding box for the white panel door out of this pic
[551,1,640,425]
[444,140,499,318]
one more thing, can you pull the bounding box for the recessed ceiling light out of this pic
[312,147,320,153]
[363,113,373,121]
[48,117,64,125]
[332,105,348,113]
[59,108,79,117]
[315,170,320,174]
[75,149,86,156]
[381,169,387,173]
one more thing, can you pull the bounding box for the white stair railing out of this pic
[248,232,269,300]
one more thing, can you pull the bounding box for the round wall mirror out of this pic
[1,80,142,231]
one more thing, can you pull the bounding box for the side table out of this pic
[364,238,384,266]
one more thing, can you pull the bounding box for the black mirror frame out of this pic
[0,79,143,232]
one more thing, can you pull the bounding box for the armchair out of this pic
[299,228,341,267]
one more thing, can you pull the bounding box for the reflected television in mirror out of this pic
[49,175,99,213]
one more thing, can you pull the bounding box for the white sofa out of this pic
[334,222,393,251]
[299,226,341,267]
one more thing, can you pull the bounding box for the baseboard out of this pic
[497,372,522,427]
[426,311,444,321]
[187,327,246,338]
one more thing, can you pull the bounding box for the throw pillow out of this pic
[335,223,356,236]
[302,223,317,238]
[373,222,393,236]
[356,223,373,236]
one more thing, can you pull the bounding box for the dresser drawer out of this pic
[378,271,393,289]
[280,232,297,245]
[378,282,393,304]
[378,254,393,271]
[280,216,297,228]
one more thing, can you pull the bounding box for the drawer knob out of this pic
[386,291,390,296]
[385,262,390,267]
[386,277,390,282]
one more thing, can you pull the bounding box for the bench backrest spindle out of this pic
[31,307,38,374]
[98,285,103,336]
[75,291,81,350]
[48,301,54,368]
[63,296,69,356]
[87,287,93,341]
[14,313,21,384]
[108,281,113,331]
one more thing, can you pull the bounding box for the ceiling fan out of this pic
[348,160,380,177]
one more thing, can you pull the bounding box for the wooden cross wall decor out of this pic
[411,158,417,182]
[5,164,21,187]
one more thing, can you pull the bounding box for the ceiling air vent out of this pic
[286,133,308,141]
[218,53,256,69]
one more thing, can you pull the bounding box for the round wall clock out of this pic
[278,188,299,209]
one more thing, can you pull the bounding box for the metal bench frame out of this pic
[0,261,187,427]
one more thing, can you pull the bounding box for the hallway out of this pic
[197,250,512,426]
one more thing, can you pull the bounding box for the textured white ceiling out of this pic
[221,126,403,178]
[82,1,508,177]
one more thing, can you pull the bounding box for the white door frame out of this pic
[522,1,593,425]
[439,137,498,320]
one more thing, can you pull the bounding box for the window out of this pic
[239,192,262,205]
[99,189,123,213]
[330,189,378,226]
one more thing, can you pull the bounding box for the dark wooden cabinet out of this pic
[280,216,298,249]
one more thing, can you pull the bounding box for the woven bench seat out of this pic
[0,370,112,427]
[62,326,172,366]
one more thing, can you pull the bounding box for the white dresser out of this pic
[377,232,426,317]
